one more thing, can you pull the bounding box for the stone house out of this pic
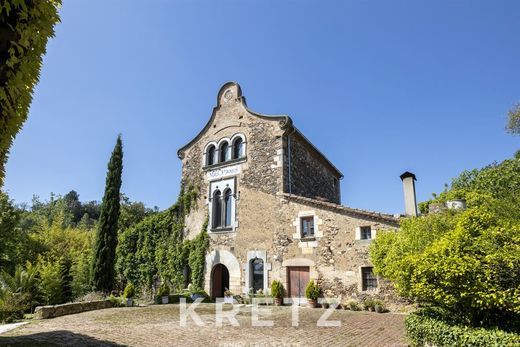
[177,82,408,303]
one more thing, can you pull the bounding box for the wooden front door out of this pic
[287,267,310,305]
[211,264,229,299]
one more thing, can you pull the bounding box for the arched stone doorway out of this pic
[211,264,230,299]
[205,250,241,296]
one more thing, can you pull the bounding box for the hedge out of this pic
[406,313,520,347]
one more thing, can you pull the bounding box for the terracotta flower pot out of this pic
[307,299,317,308]
[274,297,283,306]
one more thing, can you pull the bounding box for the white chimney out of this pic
[400,171,418,216]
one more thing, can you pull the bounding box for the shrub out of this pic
[305,281,319,300]
[347,301,361,311]
[108,295,123,307]
[157,283,170,297]
[406,313,520,347]
[123,283,135,298]
[77,291,105,302]
[270,280,284,299]
[363,298,375,311]
[0,292,30,323]
[372,299,386,313]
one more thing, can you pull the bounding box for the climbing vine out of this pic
[116,184,209,295]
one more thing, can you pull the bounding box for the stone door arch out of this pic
[205,250,241,296]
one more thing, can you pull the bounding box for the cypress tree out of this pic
[91,135,123,292]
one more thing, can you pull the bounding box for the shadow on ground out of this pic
[0,330,125,347]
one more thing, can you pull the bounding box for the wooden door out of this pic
[211,264,229,299]
[287,267,310,305]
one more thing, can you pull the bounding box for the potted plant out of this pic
[123,283,135,307]
[270,280,284,306]
[305,280,320,308]
[363,298,375,312]
[190,289,209,302]
[158,283,170,304]
[373,299,385,313]
[347,301,361,311]
[224,288,234,304]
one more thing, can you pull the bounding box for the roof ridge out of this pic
[280,193,401,224]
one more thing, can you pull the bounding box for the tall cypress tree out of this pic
[91,135,123,292]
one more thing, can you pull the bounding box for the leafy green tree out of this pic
[119,193,155,231]
[91,135,123,293]
[59,257,73,303]
[37,256,62,305]
[0,0,61,187]
[506,103,520,135]
[0,190,22,272]
[371,154,520,328]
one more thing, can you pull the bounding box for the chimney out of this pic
[400,171,418,216]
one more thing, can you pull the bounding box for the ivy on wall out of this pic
[116,185,209,296]
[0,0,61,186]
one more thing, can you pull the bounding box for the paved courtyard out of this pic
[0,304,407,347]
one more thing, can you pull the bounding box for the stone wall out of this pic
[34,300,113,319]
[287,132,341,204]
[202,186,401,305]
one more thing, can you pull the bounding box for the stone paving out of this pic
[0,304,408,347]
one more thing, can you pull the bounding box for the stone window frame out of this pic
[203,141,218,166]
[203,133,247,169]
[218,139,231,163]
[359,266,379,292]
[292,211,323,252]
[208,177,238,233]
[230,133,246,160]
[355,225,377,242]
[243,250,271,294]
[300,216,315,238]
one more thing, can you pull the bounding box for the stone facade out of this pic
[177,82,401,305]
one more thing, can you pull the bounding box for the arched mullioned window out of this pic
[207,145,216,166]
[212,190,222,228]
[232,137,244,159]
[219,142,230,163]
[224,189,232,227]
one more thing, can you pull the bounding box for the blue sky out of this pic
[4,0,519,214]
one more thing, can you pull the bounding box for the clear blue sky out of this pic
[4,0,519,214]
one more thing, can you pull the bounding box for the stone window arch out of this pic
[207,145,216,166]
[203,141,218,167]
[212,190,222,228]
[223,188,233,227]
[208,177,236,232]
[231,134,245,159]
[219,141,230,163]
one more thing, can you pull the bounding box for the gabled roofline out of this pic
[177,82,292,159]
[291,127,344,179]
[177,81,345,179]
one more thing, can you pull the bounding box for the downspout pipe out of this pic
[287,127,296,194]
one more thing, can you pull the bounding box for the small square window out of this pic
[301,216,315,238]
[362,267,377,291]
[360,226,372,240]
